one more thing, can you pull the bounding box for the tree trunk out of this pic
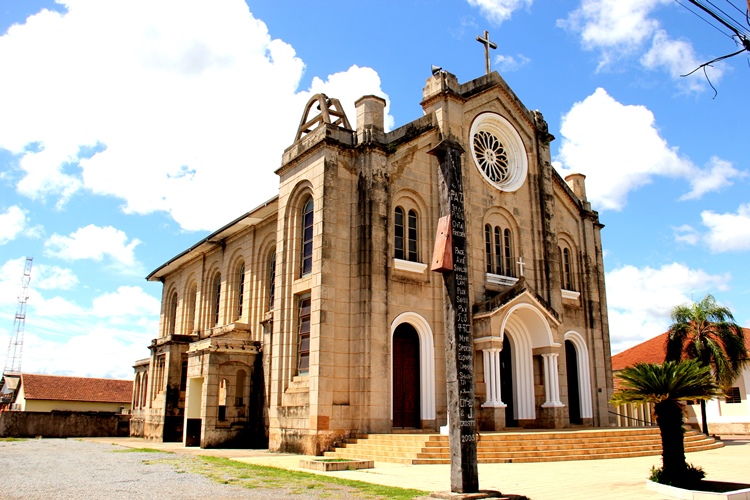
[655,400,687,485]
[700,399,709,435]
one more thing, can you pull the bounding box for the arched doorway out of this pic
[393,323,421,428]
[565,340,582,424]
[501,336,517,427]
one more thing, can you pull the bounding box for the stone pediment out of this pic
[472,277,560,325]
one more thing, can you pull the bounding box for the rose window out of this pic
[469,112,527,192]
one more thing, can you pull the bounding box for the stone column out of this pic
[541,353,564,408]
[481,349,506,408]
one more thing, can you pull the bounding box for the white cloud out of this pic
[606,262,730,353]
[701,204,750,253]
[559,0,715,91]
[559,0,669,63]
[34,264,78,290]
[44,225,141,272]
[92,285,161,318]
[14,328,151,379]
[0,0,393,232]
[641,30,724,93]
[494,53,531,72]
[0,255,158,377]
[673,224,699,245]
[681,157,745,201]
[555,88,693,210]
[0,205,29,244]
[467,0,532,25]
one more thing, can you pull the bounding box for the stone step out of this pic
[324,428,724,464]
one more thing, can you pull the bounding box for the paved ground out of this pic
[83,435,750,500]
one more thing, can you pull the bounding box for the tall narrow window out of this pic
[301,198,314,276]
[297,295,311,375]
[407,209,418,262]
[133,374,141,409]
[563,248,573,290]
[168,292,178,336]
[218,379,227,421]
[235,369,246,406]
[141,374,148,408]
[236,262,245,319]
[494,227,503,275]
[504,229,513,277]
[394,207,405,260]
[484,225,492,273]
[268,250,276,310]
[186,284,197,334]
[212,273,221,327]
[180,360,188,392]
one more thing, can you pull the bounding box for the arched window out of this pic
[212,273,221,327]
[395,206,419,262]
[301,198,314,276]
[484,225,493,273]
[484,225,514,277]
[235,369,246,406]
[236,262,245,320]
[186,283,197,334]
[395,207,405,260]
[167,292,178,336]
[297,295,311,375]
[268,250,276,310]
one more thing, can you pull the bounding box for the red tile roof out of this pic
[612,328,750,372]
[21,374,133,404]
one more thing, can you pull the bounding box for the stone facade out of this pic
[130,70,614,454]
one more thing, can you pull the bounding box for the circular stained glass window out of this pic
[469,112,527,192]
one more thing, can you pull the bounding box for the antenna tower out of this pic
[4,257,33,374]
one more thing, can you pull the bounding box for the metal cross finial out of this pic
[476,30,497,75]
[517,257,525,277]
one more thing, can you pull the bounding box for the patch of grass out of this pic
[197,456,427,499]
[113,447,173,454]
[0,437,26,442]
[147,454,427,499]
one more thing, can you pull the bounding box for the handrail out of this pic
[608,409,656,427]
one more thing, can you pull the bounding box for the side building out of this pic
[130,70,614,452]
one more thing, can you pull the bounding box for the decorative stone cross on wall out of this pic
[476,30,497,75]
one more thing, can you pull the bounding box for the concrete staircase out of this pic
[323,428,724,464]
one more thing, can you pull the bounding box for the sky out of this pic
[0,0,748,380]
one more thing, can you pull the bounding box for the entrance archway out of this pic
[393,323,420,428]
[501,335,517,427]
[565,340,582,424]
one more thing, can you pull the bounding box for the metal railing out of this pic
[610,403,657,427]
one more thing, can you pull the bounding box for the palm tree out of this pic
[665,294,748,435]
[611,360,718,487]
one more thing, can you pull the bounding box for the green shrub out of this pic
[650,463,705,489]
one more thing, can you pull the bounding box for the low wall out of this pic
[0,411,131,438]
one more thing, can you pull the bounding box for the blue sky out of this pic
[0,0,748,379]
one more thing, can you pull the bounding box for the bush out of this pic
[650,463,705,489]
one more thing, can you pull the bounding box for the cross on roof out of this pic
[476,30,497,75]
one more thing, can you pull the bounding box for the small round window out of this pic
[469,112,527,192]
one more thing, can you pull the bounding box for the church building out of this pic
[129,67,614,454]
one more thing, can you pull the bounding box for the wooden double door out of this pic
[392,324,420,429]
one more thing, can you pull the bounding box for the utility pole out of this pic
[4,257,33,374]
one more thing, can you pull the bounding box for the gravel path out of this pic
[0,438,344,499]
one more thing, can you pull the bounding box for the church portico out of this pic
[473,287,572,429]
